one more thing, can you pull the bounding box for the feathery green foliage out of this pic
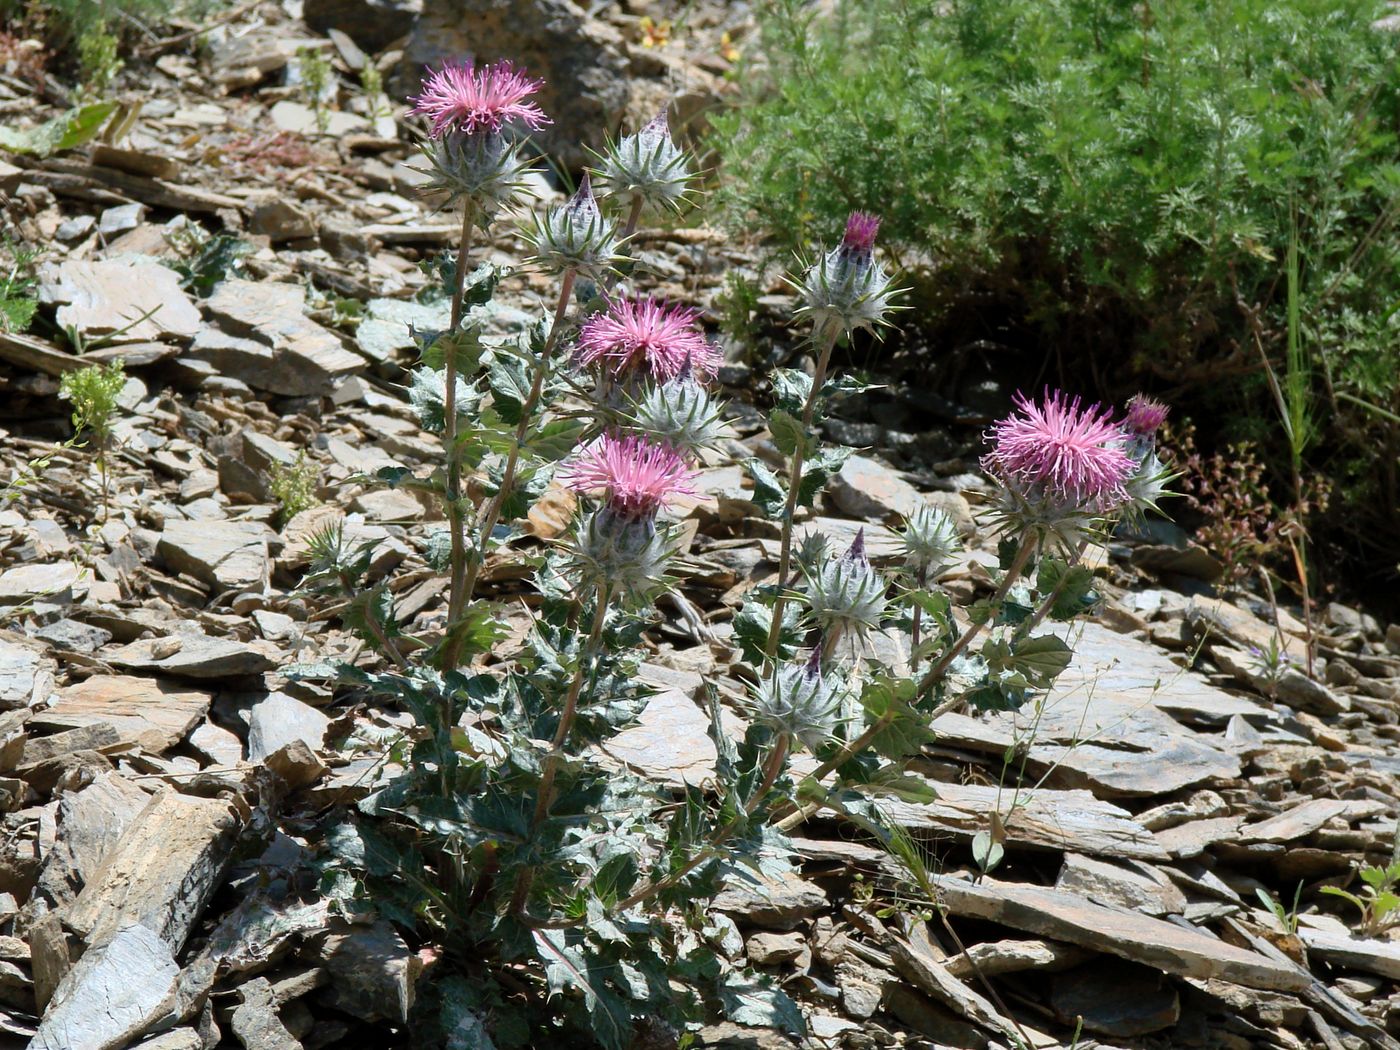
[716,0,1400,576]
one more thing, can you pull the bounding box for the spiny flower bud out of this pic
[805,529,888,638]
[631,371,726,455]
[744,649,845,752]
[901,504,961,583]
[797,211,899,339]
[570,508,677,604]
[1122,448,1174,525]
[416,130,533,218]
[593,110,695,215]
[527,174,621,279]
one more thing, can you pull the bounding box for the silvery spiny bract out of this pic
[527,174,620,279]
[593,111,695,215]
[570,508,678,604]
[631,374,726,454]
[805,529,888,637]
[745,652,845,752]
[901,504,962,582]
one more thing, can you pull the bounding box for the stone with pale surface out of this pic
[931,875,1309,992]
[38,259,201,343]
[36,675,211,752]
[157,519,269,593]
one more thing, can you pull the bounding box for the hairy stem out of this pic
[510,583,612,913]
[443,204,478,644]
[448,268,576,669]
[762,324,842,662]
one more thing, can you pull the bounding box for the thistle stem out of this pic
[448,268,576,669]
[762,323,842,663]
[443,203,478,643]
[511,582,611,913]
[622,195,644,244]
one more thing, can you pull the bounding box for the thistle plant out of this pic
[302,52,1176,1048]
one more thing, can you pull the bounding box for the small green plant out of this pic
[296,46,333,133]
[58,360,126,520]
[359,63,387,122]
[715,271,761,358]
[1256,882,1304,935]
[76,26,120,94]
[717,0,1400,583]
[269,450,320,524]
[1322,861,1400,936]
[0,239,38,333]
[164,227,250,297]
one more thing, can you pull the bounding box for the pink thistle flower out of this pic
[983,389,1135,509]
[576,297,720,381]
[561,432,698,519]
[841,211,881,260]
[1124,394,1169,436]
[409,59,551,139]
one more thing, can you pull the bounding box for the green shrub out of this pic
[715,0,1400,584]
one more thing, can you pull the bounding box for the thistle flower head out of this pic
[527,174,621,279]
[576,297,720,382]
[415,130,533,216]
[805,529,888,637]
[901,504,962,582]
[592,109,695,215]
[560,431,697,520]
[409,59,550,139]
[745,652,846,752]
[570,508,677,605]
[797,210,899,338]
[983,390,1135,511]
[631,372,727,454]
[1124,395,1170,437]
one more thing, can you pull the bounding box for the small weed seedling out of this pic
[296,46,333,133]
[77,27,121,95]
[58,360,127,521]
[1256,882,1304,935]
[0,239,38,333]
[1322,860,1400,937]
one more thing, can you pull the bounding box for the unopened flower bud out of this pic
[797,211,899,339]
[901,504,961,582]
[527,175,621,279]
[805,529,888,638]
[593,110,694,215]
[745,650,845,752]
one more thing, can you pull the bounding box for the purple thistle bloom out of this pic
[576,297,720,381]
[841,211,881,260]
[409,59,551,139]
[1124,394,1170,436]
[983,389,1136,509]
[561,432,698,519]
